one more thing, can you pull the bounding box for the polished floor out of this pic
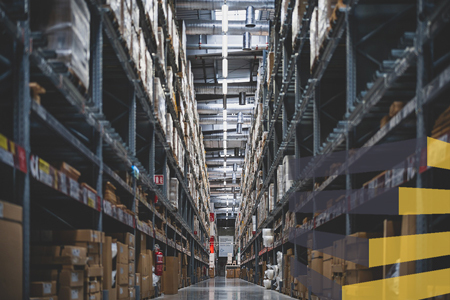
[160,277,294,300]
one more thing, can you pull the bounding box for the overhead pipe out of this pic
[210,183,240,188]
[203,132,249,140]
[195,84,257,95]
[245,6,256,27]
[187,43,268,50]
[237,112,244,134]
[199,115,252,125]
[176,0,275,11]
[185,20,268,36]
[243,32,252,50]
[239,92,246,105]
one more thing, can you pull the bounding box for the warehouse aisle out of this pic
[160,277,293,299]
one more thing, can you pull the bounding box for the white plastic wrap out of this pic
[40,0,90,89]
[169,178,179,210]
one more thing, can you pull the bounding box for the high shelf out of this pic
[0,0,211,298]
[237,0,450,299]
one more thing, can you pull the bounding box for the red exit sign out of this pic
[154,175,164,185]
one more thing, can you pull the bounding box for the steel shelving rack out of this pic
[237,0,450,299]
[0,0,212,299]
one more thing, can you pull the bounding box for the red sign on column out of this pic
[154,175,164,185]
[209,213,215,222]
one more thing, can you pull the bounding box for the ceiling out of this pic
[174,0,274,222]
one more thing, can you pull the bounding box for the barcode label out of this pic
[71,272,79,282]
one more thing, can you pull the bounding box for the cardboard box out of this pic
[126,233,135,248]
[117,263,129,286]
[138,253,149,276]
[129,287,135,299]
[31,281,57,297]
[74,242,100,254]
[85,293,100,300]
[162,257,179,295]
[226,269,234,278]
[129,274,135,287]
[51,246,87,265]
[85,265,103,277]
[129,247,135,262]
[110,232,135,248]
[59,269,84,287]
[0,201,23,300]
[30,297,58,300]
[85,280,100,293]
[235,269,240,278]
[54,230,102,243]
[58,286,83,300]
[117,285,128,299]
[139,233,147,252]
[103,236,113,291]
[182,267,188,278]
[141,276,150,298]
[117,242,128,264]
[87,254,100,266]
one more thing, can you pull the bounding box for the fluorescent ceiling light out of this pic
[222,4,228,33]
[222,58,228,78]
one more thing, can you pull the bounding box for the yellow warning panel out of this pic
[428,137,450,170]
[369,231,450,267]
[342,267,450,300]
[398,187,450,215]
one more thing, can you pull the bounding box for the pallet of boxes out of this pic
[30,229,104,300]
[103,232,141,300]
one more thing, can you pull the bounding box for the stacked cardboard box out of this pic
[0,200,23,300]
[162,257,179,295]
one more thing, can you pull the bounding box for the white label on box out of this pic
[72,248,80,257]
[120,287,124,294]
[0,202,3,218]
[69,178,79,199]
[120,267,124,274]
[71,289,79,299]
[120,245,124,253]
[71,272,79,282]
[43,283,52,294]
[90,296,95,300]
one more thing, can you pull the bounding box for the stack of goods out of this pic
[292,0,309,48]
[32,0,90,89]
[31,229,105,300]
[169,178,179,210]
[262,228,274,248]
[104,181,118,204]
[0,201,23,300]
[269,183,275,213]
[154,78,166,133]
[162,257,179,295]
[137,247,153,299]
[110,233,136,299]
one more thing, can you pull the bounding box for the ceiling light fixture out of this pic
[222,4,228,33]
[222,79,228,95]
[222,58,228,78]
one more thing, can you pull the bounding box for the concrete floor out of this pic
[160,277,294,300]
